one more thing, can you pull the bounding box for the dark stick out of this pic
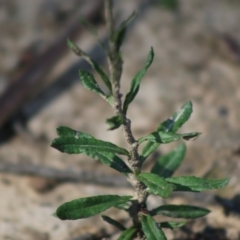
[0,161,130,188]
[0,1,103,130]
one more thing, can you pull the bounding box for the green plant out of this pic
[51,1,229,239]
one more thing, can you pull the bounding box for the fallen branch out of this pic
[0,161,130,188]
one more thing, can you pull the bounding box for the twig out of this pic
[0,161,130,188]
[104,0,148,235]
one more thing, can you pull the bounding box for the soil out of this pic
[0,0,240,239]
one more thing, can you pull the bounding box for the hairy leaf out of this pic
[52,127,131,174]
[158,101,193,132]
[123,47,154,114]
[52,127,129,156]
[114,12,136,51]
[54,195,132,220]
[141,214,167,240]
[151,205,210,219]
[138,131,200,145]
[140,141,160,165]
[79,70,106,97]
[67,39,111,91]
[158,221,187,229]
[166,176,230,192]
[137,173,174,198]
[140,102,193,164]
[106,115,124,130]
[117,227,138,240]
[56,126,92,138]
[151,143,186,177]
[101,215,126,231]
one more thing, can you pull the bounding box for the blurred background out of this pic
[0,0,240,239]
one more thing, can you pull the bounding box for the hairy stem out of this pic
[104,0,148,231]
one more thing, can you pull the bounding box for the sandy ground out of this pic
[0,0,240,239]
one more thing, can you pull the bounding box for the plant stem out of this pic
[104,0,148,231]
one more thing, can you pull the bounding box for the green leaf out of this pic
[101,215,126,231]
[114,12,136,51]
[54,195,132,220]
[158,101,193,133]
[158,221,187,229]
[166,176,230,192]
[56,126,92,138]
[114,201,131,211]
[150,205,210,219]
[140,141,160,165]
[106,115,124,130]
[137,173,174,198]
[52,127,129,156]
[138,102,193,163]
[138,131,200,145]
[151,143,186,177]
[79,70,106,97]
[67,39,112,92]
[123,47,154,114]
[117,227,138,240]
[52,127,131,174]
[141,214,167,240]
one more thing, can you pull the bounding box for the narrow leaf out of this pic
[158,101,193,133]
[101,215,126,231]
[151,205,210,219]
[79,70,106,97]
[67,39,112,91]
[52,127,129,156]
[106,115,124,130]
[114,12,136,51]
[52,127,131,174]
[140,141,160,165]
[151,143,186,177]
[166,176,230,192]
[55,195,132,220]
[137,173,174,198]
[56,126,92,138]
[158,221,187,229]
[117,227,138,240]
[141,214,167,240]
[123,47,154,114]
[138,131,200,145]
[115,201,131,211]
[85,151,132,175]
[140,101,194,165]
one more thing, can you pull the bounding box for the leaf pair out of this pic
[140,101,195,164]
[51,126,131,175]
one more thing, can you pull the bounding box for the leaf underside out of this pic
[151,205,210,219]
